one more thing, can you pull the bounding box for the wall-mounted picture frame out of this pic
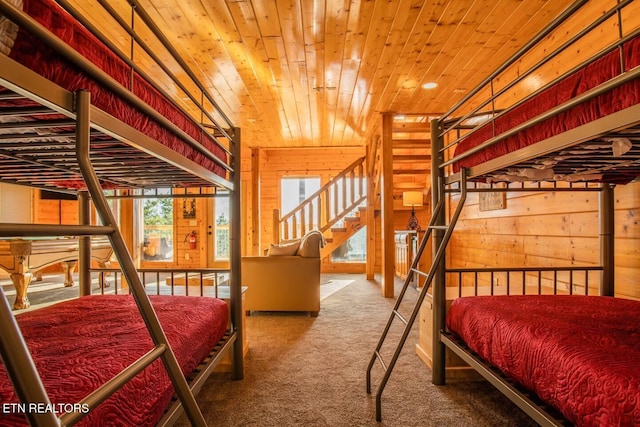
[182,198,196,218]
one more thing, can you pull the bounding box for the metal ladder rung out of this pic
[410,268,429,278]
[392,309,408,326]
[0,224,115,238]
[428,225,449,230]
[374,350,388,371]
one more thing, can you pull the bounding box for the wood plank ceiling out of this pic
[64,0,580,149]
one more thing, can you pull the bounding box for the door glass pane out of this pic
[215,194,230,260]
[142,189,174,261]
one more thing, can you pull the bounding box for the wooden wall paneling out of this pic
[454,211,600,237]
[34,200,60,224]
[615,266,640,300]
[615,238,640,269]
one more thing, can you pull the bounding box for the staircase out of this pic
[272,156,367,259]
[320,206,367,257]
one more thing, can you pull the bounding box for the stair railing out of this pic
[273,156,367,243]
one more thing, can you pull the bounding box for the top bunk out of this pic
[435,0,640,185]
[0,0,237,194]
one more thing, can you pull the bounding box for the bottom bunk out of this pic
[444,295,640,427]
[0,294,232,426]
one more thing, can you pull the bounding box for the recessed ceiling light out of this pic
[421,82,438,90]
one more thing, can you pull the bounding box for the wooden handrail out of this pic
[273,156,367,243]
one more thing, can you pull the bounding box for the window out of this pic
[142,189,174,261]
[330,226,367,263]
[280,177,321,237]
[281,177,321,214]
[214,193,229,260]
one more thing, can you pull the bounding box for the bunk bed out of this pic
[0,0,243,425]
[430,1,640,426]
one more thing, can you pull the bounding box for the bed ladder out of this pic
[366,170,468,422]
[0,91,208,426]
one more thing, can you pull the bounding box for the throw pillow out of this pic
[267,240,301,256]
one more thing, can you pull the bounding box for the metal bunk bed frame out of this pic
[367,0,636,424]
[0,0,243,425]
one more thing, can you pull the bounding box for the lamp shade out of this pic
[402,191,423,207]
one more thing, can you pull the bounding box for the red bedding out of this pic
[453,35,640,183]
[0,295,228,426]
[1,0,227,178]
[446,295,640,426]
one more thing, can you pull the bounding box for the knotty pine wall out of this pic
[445,181,640,300]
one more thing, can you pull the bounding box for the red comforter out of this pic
[453,35,640,183]
[0,295,228,426]
[447,295,640,426]
[3,0,227,178]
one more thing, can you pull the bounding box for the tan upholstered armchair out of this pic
[241,231,325,316]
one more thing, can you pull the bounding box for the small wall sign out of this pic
[479,192,506,211]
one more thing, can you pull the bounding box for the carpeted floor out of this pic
[175,273,538,427]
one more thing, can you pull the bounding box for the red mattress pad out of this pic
[453,35,640,183]
[446,295,640,426]
[2,0,227,178]
[0,295,229,426]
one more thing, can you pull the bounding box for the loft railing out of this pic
[273,156,367,243]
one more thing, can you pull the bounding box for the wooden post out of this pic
[599,184,615,296]
[230,127,244,381]
[381,113,395,298]
[251,148,260,256]
[430,118,446,386]
[366,141,376,280]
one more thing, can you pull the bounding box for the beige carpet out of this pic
[175,273,538,427]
